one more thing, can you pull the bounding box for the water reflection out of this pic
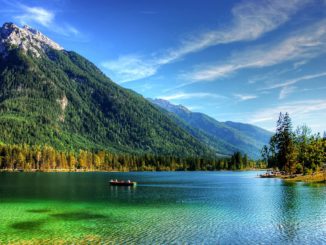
[108,185,137,202]
[278,182,300,242]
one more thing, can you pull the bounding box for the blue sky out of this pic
[1,0,326,133]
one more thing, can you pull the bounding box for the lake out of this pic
[0,171,325,244]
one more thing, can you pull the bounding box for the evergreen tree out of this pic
[261,112,325,175]
[273,113,296,173]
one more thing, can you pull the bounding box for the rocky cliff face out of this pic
[0,22,63,57]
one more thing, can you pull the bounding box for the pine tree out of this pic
[276,113,297,174]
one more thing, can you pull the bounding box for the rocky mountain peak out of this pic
[150,98,191,114]
[0,22,63,57]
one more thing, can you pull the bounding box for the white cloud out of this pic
[182,65,237,84]
[159,92,225,101]
[157,0,308,66]
[3,2,81,37]
[249,99,326,133]
[102,0,307,83]
[301,86,326,92]
[293,60,308,69]
[183,19,326,83]
[65,25,80,36]
[251,100,326,123]
[16,6,54,27]
[102,55,158,83]
[265,72,326,90]
[279,86,296,99]
[247,68,294,86]
[234,94,258,101]
[252,72,326,101]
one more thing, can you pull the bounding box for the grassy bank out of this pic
[280,172,326,183]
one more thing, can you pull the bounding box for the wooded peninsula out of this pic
[261,113,326,180]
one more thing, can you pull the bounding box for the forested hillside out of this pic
[0,23,213,157]
[149,99,272,159]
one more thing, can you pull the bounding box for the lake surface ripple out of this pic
[0,171,325,244]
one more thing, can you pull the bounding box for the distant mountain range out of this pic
[149,99,273,159]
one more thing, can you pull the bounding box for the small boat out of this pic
[259,170,276,178]
[109,179,137,186]
[259,173,276,178]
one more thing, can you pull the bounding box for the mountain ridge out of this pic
[149,98,272,159]
[0,22,213,157]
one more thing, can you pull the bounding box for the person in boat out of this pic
[127,180,131,183]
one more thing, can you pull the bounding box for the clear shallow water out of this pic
[0,171,325,244]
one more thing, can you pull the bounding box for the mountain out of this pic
[0,22,213,157]
[149,99,273,159]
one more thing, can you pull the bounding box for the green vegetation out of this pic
[0,35,274,171]
[261,112,326,175]
[0,47,268,172]
[0,143,264,171]
[149,99,272,159]
[281,172,325,183]
[229,151,266,170]
[0,47,213,157]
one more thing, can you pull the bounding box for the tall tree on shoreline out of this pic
[264,113,297,174]
[262,113,326,174]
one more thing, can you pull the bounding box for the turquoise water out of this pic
[0,171,325,244]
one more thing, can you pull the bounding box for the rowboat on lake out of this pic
[110,179,137,186]
[259,172,276,178]
[259,169,279,178]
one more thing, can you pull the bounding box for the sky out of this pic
[1,0,326,133]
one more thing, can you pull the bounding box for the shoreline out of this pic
[259,171,326,183]
[0,168,263,173]
[0,169,121,173]
[279,172,326,183]
[3,169,324,184]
